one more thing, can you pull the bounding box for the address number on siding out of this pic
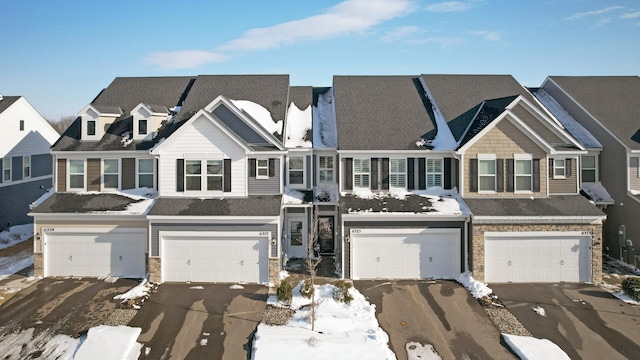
[351,229,361,234]
[259,232,270,236]
[42,228,55,232]
[581,231,592,235]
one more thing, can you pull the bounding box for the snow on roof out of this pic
[422,84,458,151]
[284,101,312,148]
[580,182,614,205]
[231,99,283,136]
[533,89,602,148]
[283,187,306,205]
[343,187,470,216]
[312,89,337,148]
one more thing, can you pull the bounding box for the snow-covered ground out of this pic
[0,224,34,283]
[0,224,33,250]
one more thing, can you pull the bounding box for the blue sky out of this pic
[2,0,638,120]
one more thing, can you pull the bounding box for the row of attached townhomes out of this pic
[0,93,59,227]
[28,74,640,286]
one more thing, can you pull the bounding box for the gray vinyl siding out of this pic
[629,157,640,191]
[12,156,22,181]
[248,158,280,194]
[342,220,466,279]
[31,154,52,178]
[0,177,52,226]
[212,104,271,145]
[549,158,578,194]
[151,223,278,257]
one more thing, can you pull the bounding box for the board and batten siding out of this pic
[87,158,100,191]
[248,158,280,194]
[629,157,640,192]
[121,158,136,190]
[150,223,279,258]
[549,157,578,194]
[157,115,247,196]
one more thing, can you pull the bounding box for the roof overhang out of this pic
[472,215,605,224]
[28,212,148,221]
[147,215,280,222]
[342,213,470,222]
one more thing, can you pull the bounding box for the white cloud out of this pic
[425,1,474,13]
[145,50,228,70]
[620,11,640,19]
[566,6,624,20]
[381,25,421,42]
[471,30,500,41]
[412,36,463,46]
[218,0,415,52]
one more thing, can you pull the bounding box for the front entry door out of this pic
[318,216,334,254]
[288,218,307,258]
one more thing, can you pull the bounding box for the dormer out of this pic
[131,103,169,141]
[78,104,122,141]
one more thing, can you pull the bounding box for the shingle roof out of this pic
[0,96,21,114]
[463,196,605,217]
[31,193,144,213]
[547,76,640,150]
[148,196,282,216]
[341,194,436,213]
[333,76,436,150]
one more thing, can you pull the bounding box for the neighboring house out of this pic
[0,93,60,227]
[29,73,608,285]
[539,76,640,262]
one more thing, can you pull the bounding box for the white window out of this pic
[256,159,269,179]
[426,159,443,188]
[288,156,304,185]
[138,119,148,135]
[206,160,223,191]
[3,157,11,182]
[553,158,566,179]
[87,120,96,136]
[515,156,532,192]
[318,156,334,183]
[353,159,370,188]
[390,159,406,189]
[103,159,119,189]
[478,156,496,192]
[185,160,202,191]
[68,159,85,189]
[23,156,30,178]
[137,159,154,188]
[581,155,596,182]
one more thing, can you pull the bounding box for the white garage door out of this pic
[45,228,146,278]
[162,231,270,283]
[351,228,461,280]
[484,232,591,283]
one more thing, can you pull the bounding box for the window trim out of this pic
[256,159,269,180]
[68,159,86,190]
[87,120,96,136]
[102,158,120,190]
[514,154,533,193]
[426,158,443,189]
[477,154,497,193]
[23,156,30,179]
[138,119,148,135]
[389,158,406,189]
[553,158,566,179]
[3,157,11,182]
[136,158,155,189]
[206,159,224,191]
[581,155,597,182]
[353,158,370,189]
[287,156,306,188]
[318,155,334,184]
[184,158,225,193]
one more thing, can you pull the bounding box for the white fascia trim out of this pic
[350,228,461,236]
[0,174,52,187]
[472,215,605,224]
[249,150,287,155]
[457,111,510,153]
[485,231,589,238]
[147,215,280,223]
[28,213,147,221]
[283,203,314,208]
[78,104,122,117]
[51,150,150,156]
[337,150,454,155]
[505,112,555,153]
[160,230,271,238]
[43,227,146,234]
[629,149,640,154]
[342,213,470,222]
[132,103,168,116]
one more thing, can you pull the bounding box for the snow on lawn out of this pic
[456,271,492,299]
[252,283,396,360]
[502,334,570,360]
[114,279,151,301]
[75,325,142,360]
[611,290,640,305]
[0,251,33,281]
[0,223,33,250]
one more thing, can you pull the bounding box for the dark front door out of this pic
[318,216,334,254]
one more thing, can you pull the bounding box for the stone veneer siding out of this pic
[471,223,603,284]
[34,253,44,277]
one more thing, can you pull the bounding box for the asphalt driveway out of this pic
[128,283,268,360]
[491,283,640,360]
[354,280,516,360]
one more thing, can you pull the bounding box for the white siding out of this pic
[158,115,247,197]
[0,97,60,158]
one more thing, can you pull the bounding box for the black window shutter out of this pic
[470,159,478,192]
[269,158,275,177]
[533,158,540,192]
[444,158,451,190]
[371,158,379,190]
[381,158,389,190]
[224,159,232,192]
[176,159,184,192]
[566,158,572,177]
[249,159,256,177]
[549,158,554,177]
[506,159,514,192]
[418,158,426,190]
[407,158,415,190]
[312,155,317,186]
[344,158,353,190]
[496,159,504,192]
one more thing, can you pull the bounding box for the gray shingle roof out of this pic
[31,193,144,213]
[148,196,282,216]
[547,76,640,150]
[333,76,436,150]
[0,96,21,114]
[341,194,436,213]
[463,196,605,217]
